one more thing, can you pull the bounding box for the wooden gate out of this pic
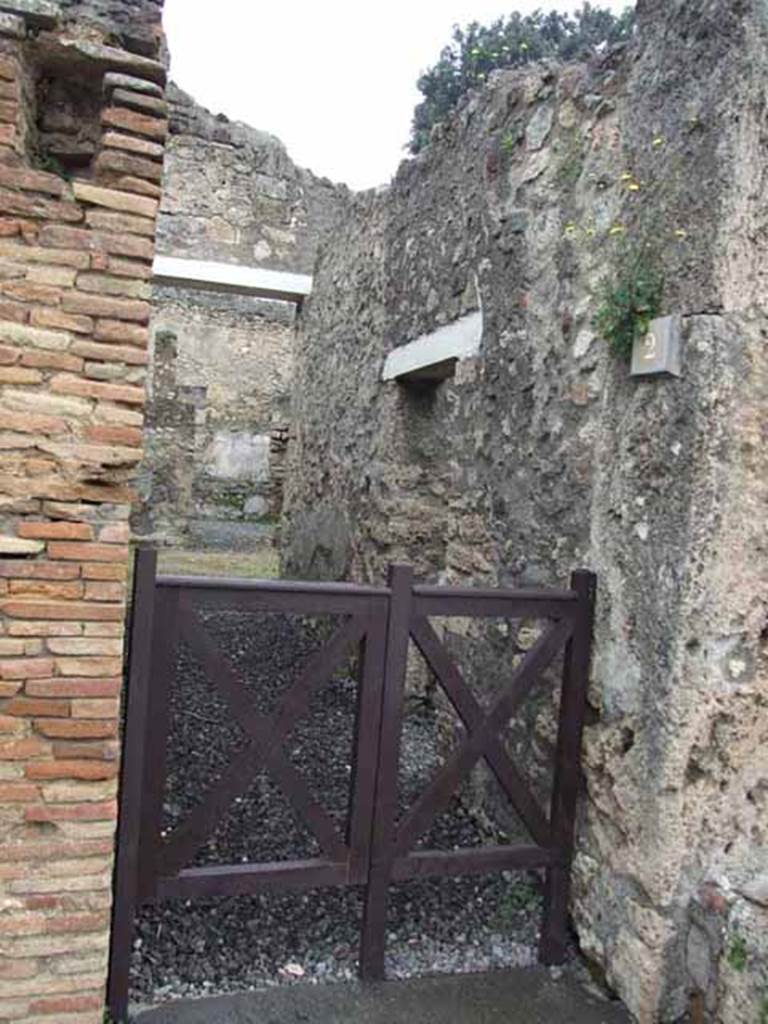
[108,550,596,1020]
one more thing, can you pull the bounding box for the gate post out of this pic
[359,563,413,981]
[539,569,597,963]
[107,548,158,1021]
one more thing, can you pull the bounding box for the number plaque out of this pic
[631,314,682,377]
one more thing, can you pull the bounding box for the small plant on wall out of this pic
[726,932,749,972]
[583,139,688,361]
[593,241,664,359]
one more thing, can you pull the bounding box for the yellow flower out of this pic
[627,182,641,192]
[609,224,626,236]
[674,228,687,239]
[620,171,634,181]
[652,136,665,147]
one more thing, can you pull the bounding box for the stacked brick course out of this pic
[0,2,167,1020]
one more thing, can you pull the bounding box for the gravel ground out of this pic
[130,606,555,1006]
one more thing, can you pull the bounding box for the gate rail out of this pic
[108,551,596,1020]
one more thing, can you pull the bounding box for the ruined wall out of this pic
[0,1,168,1019]
[138,290,294,548]
[283,1,768,1020]
[157,85,341,274]
[137,86,346,548]
[58,0,165,59]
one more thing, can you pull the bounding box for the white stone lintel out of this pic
[382,311,483,383]
[152,255,313,303]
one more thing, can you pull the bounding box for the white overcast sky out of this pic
[163,0,629,191]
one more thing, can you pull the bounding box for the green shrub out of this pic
[410,3,636,153]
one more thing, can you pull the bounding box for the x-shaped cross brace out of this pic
[158,604,365,877]
[390,615,573,857]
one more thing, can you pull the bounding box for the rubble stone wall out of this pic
[0,1,168,1019]
[136,288,294,548]
[282,1,768,1020]
[137,86,346,548]
[58,0,165,59]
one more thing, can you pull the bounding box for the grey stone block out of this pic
[104,71,164,97]
[55,39,166,84]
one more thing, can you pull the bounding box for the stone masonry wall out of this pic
[157,85,341,275]
[137,289,294,547]
[0,1,168,1019]
[283,1,768,1020]
[137,86,346,548]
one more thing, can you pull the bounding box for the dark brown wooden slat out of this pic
[158,575,387,597]
[158,743,266,877]
[413,593,577,620]
[392,727,489,860]
[410,615,550,847]
[413,584,576,602]
[539,570,596,965]
[155,859,347,899]
[393,618,572,858]
[159,607,363,873]
[157,576,388,615]
[346,603,389,883]
[269,611,370,739]
[266,748,349,863]
[159,743,347,877]
[540,866,571,962]
[136,583,180,898]
[360,565,414,982]
[391,844,559,881]
[183,603,363,748]
[482,618,573,734]
[484,750,550,845]
[107,548,158,1022]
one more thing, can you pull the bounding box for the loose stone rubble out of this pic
[130,609,545,1005]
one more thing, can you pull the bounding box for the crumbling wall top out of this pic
[157,84,347,274]
[58,0,166,59]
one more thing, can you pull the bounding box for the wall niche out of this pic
[33,70,102,173]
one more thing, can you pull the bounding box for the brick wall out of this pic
[0,3,167,1021]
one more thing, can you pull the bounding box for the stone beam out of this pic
[381,311,483,383]
[152,254,313,303]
